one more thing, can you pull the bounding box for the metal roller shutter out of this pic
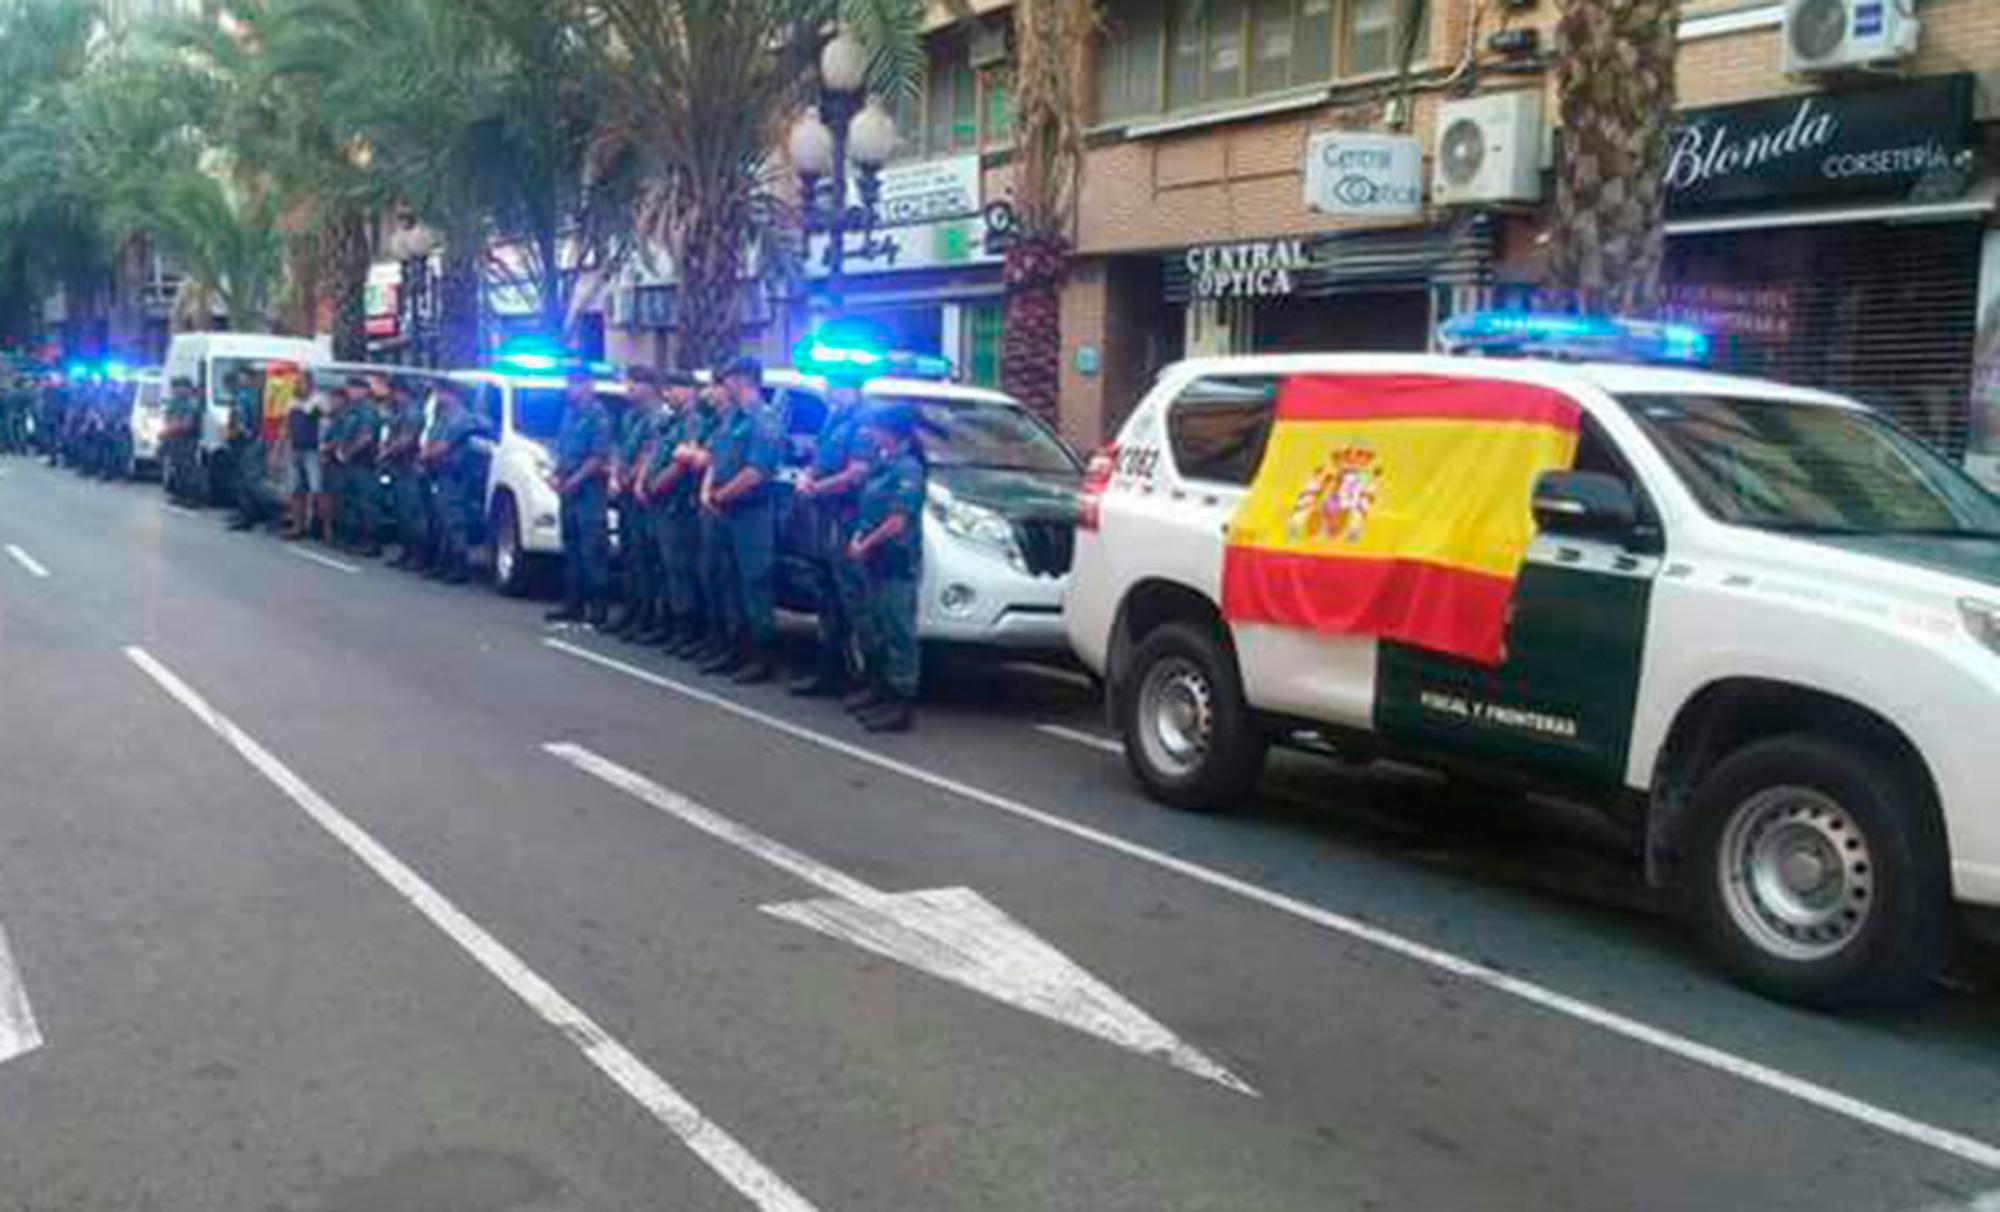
[1665,221,1981,457]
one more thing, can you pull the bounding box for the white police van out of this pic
[1066,314,2000,1007]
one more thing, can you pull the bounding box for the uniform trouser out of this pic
[654,504,704,628]
[718,499,776,651]
[806,504,861,679]
[617,498,660,611]
[859,571,921,700]
[700,513,737,644]
[559,478,610,605]
[431,476,475,574]
[336,459,377,545]
[389,465,426,553]
[232,438,267,522]
[165,437,199,502]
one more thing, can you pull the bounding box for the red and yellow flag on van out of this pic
[1221,375,1580,666]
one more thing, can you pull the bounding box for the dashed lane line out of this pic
[126,646,822,1212]
[282,545,362,574]
[4,544,49,579]
[1034,723,1123,755]
[544,635,2000,1174]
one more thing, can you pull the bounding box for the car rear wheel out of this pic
[491,496,532,598]
[1686,734,1950,1008]
[1119,621,1266,812]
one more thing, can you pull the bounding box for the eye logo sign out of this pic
[1304,132,1425,218]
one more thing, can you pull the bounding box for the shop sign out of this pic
[1302,132,1425,219]
[1662,283,1795,342]
[1185,239,1311,299]
[807,154,997,273]
[1666,75,1975,213]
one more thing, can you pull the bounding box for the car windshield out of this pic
[908,395,1079,475]
[1621,393,2000,537]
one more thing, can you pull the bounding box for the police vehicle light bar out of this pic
[1438,311,1712,366]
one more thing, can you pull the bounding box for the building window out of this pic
[1095,0,1427,123]
[966,303,1003,389]
[899,33,1015,160]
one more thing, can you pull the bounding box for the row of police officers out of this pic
[548,356,925,733]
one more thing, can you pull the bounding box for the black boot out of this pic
[844,684,884,714]
[636,608,672,645]
[859,698,913,733]
[545,600,586,623]
[586,599,610,630]
[699,643,744,676]
[789,656,845,698]
[731,649,776,686]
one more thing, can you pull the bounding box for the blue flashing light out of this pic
[103,359,130,383]
[63,361,88,381]
[497,352,562,372]
[884,351,953,381]
[1438,311,1712,366]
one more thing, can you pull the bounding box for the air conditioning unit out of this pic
[1432,91,1544,207]
[968,20,1008,69]
[1782,0,1919,73]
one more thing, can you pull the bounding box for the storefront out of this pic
[797,153,1005,385]
[1660,75,1990,458]
[1160,216,1496,357]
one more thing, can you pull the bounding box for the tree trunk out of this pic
[675,193,744,371]
[1549,0,1681,315]
[286,232,321,338]
[1001,232,1067,426]
[326,205,372,361]
[439,239,482,368]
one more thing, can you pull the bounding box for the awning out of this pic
[1665,184,1998,236]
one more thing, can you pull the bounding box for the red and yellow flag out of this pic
[1222,374,1580,665]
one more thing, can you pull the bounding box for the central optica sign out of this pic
[1184,239,1312,299]
[1303,131,1425,219]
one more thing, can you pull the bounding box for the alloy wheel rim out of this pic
[1718,785,1875,961]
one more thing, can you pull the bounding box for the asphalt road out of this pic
[2,455,1999,1212]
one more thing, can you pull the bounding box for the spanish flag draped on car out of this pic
[1221,374,1580,666]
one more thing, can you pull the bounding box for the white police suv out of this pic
[1066,314,2000,1008]
[449,360,626,596]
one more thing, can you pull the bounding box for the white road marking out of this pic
[545,636,2000,1173]
[0,915,43,1068]
[547,742,1250,1094]
[125,648,820,1212]
[4,544,49,579]
[283,546,361,574]
[1035,723,1123,755]
[161,503,201,518]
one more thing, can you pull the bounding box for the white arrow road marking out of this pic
[545,742,1253,1095]
[546,636,2000,1172]
[5,544,49,579]
[0,916,42,1068]
[126,649,820,1212]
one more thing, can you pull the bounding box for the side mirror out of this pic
[1533,470,1638,539]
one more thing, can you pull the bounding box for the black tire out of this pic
[491,496,532,598]
[1685,734,1951,1009]
[1117,621,1266,812]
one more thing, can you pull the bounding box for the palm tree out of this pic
[148,167,288,329]
[1000,0,1090,425]
[1548,0,1680,315]
[590,0,924,368]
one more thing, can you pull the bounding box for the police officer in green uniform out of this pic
[646,371,710,656]
[381,379,429,569]
[846,403,927,733]
[103,375,132,480]
[545,366,614,626]
[683,384,732,664]
[225,369,270,530]
[40,376,67,467]
[698,357,783,683]
[333,375,384,555]
[0,377,27,454]
[161,377,204,505]
[419,379,490,584]
[789,382,872,697]
[608,366,665,640]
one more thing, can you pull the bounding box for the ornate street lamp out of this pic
[788,28,901,314]
[387,214,442,366]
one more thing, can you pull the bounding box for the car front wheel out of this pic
[1119,621,1266,812]
[1686,734,1950,1009]
[491,496,531,598]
